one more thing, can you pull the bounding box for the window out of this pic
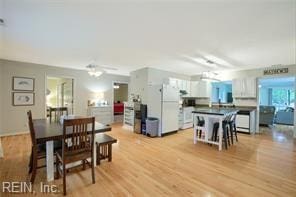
[211,81,233,103]
[272,88,295,111]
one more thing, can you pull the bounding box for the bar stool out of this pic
[196,116,205,139]
[225,114,238,144]
[194,116,206,143]
[212,115,232,149]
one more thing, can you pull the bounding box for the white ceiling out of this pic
[1,0,295,76]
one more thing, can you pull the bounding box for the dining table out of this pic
[33,116,111,182]
[192,108,238,151]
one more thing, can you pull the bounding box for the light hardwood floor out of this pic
[0,124,296,196]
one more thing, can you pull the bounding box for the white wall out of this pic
[0,0,3,59]
[0,59,129,135]
[130,67,191,104]
[147,67,191,85]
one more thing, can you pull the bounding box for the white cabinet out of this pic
[87,106,112,125]
[169,78,191,96]
[122,102,136,131]
[245,78,257,98]
[196,81,211,98]
[184,80,191,95]
[233,78,257,98]
[233,79,242,98]
[190,81,199,97]
[169,78,211,98]
[169,78,178,88]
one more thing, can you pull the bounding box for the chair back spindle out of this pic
[62,117,95,153]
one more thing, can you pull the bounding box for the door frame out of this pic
[256,75,296,136]
[112,81,129,122]
[45,74,76,118]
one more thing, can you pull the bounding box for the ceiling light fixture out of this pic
[86,64,104,77]
[204,55,232,67]
[192,58,217,68]
[201,71,220,82]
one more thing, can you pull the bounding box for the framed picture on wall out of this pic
[12,92,35,106]
[13,77,35,91]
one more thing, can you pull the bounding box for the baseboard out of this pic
[0,131,29,137]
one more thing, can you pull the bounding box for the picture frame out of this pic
[12,92,35,106]
[13,77,35,91]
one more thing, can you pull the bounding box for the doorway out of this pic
[113,82,128,123]
[258,76,295,140]
[46,76,74,116]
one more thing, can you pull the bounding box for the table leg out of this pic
[218,118,223,151]
[108,144,112,162]
[46,140,54,182]
[93,138,97,167]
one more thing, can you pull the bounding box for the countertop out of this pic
[192,108,239,115]
[193,105,256,112]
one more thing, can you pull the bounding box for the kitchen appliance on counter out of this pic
[147,84,179,136]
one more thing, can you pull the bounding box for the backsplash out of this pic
[234,98,257,107]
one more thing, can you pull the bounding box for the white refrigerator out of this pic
[147,84,179,136]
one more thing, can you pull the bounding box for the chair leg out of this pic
[223,125,228,150]
[30,155,37,184]
[28,148,33,174]
[56,159,60,179]
[63,163,66,196]
[230,123,234,144]
[227,126,231,145]
[234,124,238,142]
[82,159,86,170]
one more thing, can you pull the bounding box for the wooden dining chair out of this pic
[49,107,68,123]
[55,117,95,196]
[27,110,46,184]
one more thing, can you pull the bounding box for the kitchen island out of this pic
[192,108,238,151]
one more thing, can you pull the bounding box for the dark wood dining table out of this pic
[33,117,111,182]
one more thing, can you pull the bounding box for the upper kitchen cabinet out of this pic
[195,81,211,98]
[169,78,211,97]
[169,78,191,96]
[188,81,211,98]
[233,78,257,98]
[190,81,198,97]
[169,78,178,88]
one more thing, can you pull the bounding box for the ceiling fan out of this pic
[180,52,234,70]
[86,64,118,77]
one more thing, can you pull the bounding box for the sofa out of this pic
[259,105,276,126]
[275,107,294,125]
